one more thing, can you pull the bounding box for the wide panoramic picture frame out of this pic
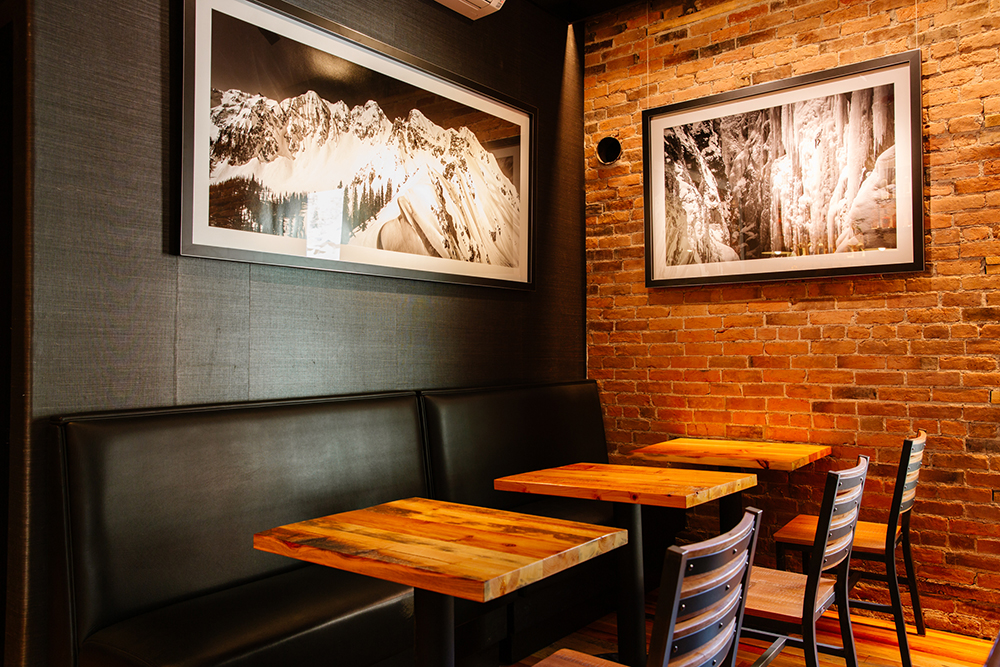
[642,50,924,288]
[181,0,534,288]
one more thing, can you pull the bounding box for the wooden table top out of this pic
[494,462,756,509]
[253,497,627,603]
[627,438,832,471]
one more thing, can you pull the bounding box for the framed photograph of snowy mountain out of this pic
[180,0,534,288]
[642,50,924,288]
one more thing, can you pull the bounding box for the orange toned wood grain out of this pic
[773,514,901,554]
[254,497,627,602]
[627,438,832,471]
[532,648,622,666]
[745,566,836,625]
[508,586,994,667]
[494,462,756,509]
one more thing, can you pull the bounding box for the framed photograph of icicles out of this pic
[642,50,924,288]
[180,0,534,288]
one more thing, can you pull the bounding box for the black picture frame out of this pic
[642,50,924,288]
[181,0,534,288]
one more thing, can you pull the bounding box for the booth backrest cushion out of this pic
[420,380,609,510]
[57,392,428,643]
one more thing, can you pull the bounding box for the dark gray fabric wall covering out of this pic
[2,13,15,667]
[6,0,585,664]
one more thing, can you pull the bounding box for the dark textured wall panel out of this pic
[176,258,251,404]
[31,0,178,414]
[29,0,583,419]
[12,0,585,665]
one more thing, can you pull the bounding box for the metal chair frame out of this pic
[775,432,926,667]
[986,629,1000,667]
[532,508,763,667]
[647,508,762,667]
[742,456,870,667]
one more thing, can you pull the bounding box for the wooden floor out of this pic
[509,594,994,667]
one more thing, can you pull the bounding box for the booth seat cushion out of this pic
[419,380,617,662]
[420,380,612,512]
[78,567,414,667]
[57,392,429,666]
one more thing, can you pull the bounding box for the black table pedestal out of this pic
[614,503,646,667]
[414,588,455,667]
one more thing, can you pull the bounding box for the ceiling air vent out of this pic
[434,0,505,20]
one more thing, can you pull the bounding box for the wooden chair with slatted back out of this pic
[532,508,762,667]
[986,629,1000,667]
[741,456,869,667]
[772,432,926,667]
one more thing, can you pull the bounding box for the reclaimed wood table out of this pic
[627,437,832,532]
[254,496,627,667]
[627,437,831,471]
[495,462,756,667]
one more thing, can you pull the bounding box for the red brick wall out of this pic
[583,0,1000,638]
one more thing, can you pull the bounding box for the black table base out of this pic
[414,588,455,667]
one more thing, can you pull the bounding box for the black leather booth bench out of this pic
[53,380,619,667]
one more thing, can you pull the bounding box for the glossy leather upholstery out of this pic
[78,568,414,667]
[54,382,611,667]
[421,380,611,510]
[420,380,618,663]
[58,393,427,667]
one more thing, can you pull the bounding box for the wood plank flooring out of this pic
[509,592,994,667]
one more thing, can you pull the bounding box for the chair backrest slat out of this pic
[669,587,742,661]
[895,431,926,517]
[824,474,865,566]
[677,552,749,619]
[810,456,869,577]
[647,508,762,667]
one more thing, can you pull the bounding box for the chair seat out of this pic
[773,514,901,555]
[534,648,621,666]
[745,567,836,625]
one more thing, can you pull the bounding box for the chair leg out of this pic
[836,569,860,667]
[776,542,787,571]
[886,552,913,667]
[901,532,926,635]
[802,615,822,667]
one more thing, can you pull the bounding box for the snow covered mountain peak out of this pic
[208,88,521,268]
